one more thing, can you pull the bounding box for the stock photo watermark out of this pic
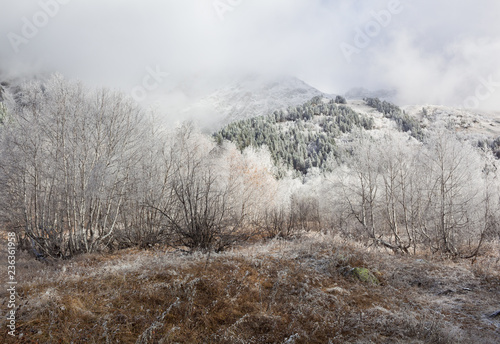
[6,232,17,337]
[462,75,500,109]
[213,0,243,21]
[340,0,403,63]
[131,66,169,103]
[7,0,73,54]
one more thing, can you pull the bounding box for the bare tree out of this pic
[290,193,321,232]
[339,132,384,245]
[259,206,297,239]
[0,75,146,257]
[115,115,172,249]
[374,133,424,253]
[418,131,490,256]
[336,129,494,256]
[148,123,273,252]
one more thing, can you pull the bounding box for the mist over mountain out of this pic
[344,87,397,101]
[178,74,329,130]
[2,0,500,116]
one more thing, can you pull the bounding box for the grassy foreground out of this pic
[1,234,499,343]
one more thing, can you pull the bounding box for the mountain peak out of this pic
[181,75,329,130]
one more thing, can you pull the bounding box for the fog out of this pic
[1,0,500,112]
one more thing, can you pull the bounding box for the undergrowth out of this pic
[1,234,499,343]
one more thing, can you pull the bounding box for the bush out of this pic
[335,95,347,104]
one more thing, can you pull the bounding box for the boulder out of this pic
[351,267,380,285]
[325,286,350,295]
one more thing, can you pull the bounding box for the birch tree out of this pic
[0,75,145,257]
[419,132,490,256]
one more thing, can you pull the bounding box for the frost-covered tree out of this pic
[338,132,382,242]
[148,123,276,252]
[0,75,146,257]
[418,131,491,256]
[329,128,496,256]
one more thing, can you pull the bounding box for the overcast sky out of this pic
[1,0,500,110]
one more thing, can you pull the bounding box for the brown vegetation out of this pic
[1,234,499,343]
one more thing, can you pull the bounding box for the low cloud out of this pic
[1,0,499,111]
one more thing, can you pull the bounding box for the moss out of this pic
[351,267,380,285]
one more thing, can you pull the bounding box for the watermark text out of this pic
[213,0,243,21]
[7,0,72,53]
[6,232,17,337]
[463,75,500,109]
[340,0,403,63]
[131,66,169,103]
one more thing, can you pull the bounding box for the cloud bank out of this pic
[1,0,499,110]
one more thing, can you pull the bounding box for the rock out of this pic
[437,289,454,296]
[325,286,350,295]
[351,267,380,285]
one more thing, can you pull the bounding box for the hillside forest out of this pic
[1,75,499,259]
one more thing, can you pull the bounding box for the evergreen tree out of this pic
[215,97,375,175]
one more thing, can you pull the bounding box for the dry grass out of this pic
[0,234,499,343]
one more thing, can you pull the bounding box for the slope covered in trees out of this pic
[215,96,374,175]
[364,97,424,140]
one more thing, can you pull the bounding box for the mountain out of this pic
[215,96,376,176]
[0,72,330,132]
[344,87,397,101]
[215,95,500,176]
[402,104,500,138]
[179,75,330,131]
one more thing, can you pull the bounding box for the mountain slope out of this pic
[215,96,375,176]
[215,95,500,176]
[181,75,329,130]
